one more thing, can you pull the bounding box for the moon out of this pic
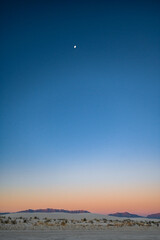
[74,45,77,49]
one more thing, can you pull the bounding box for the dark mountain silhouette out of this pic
[109,212,142,218]
[17,208,90,214]
[0,212,10,215]
[1,210,159,218]
[147,213,160,219]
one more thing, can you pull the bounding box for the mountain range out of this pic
[0,209,160,219]
[109,212,142,218]
[147,213,160,219]
[109,212,160,219]
[17,208,90,214]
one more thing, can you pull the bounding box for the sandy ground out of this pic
[0,213,160,239]
[1,212,159,222]
[0,229,160,240]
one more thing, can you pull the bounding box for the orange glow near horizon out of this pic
[1,186,160,216]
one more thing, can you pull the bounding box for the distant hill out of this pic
[0,212,10,215]
[109,212,142,218]
[17,208,90,214]
[147,213,160,219]
[1,210,159,218]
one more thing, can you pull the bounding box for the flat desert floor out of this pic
[0,229,160,240]
[0,213,160,239]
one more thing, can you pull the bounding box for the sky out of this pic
[0,0,160,215]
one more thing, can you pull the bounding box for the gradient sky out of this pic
[0,0,160,215]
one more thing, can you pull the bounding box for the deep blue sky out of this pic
[0,1,160,213]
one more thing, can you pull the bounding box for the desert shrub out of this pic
[61,221,66,226]
[127,222,134,226]
[23,219,27,223]
[45,219,51,223]
[0,219,4,224]
[36,221,44,226]
[95,219,100,222]
[46,223,54,227]
[107,223,114,227]
[4,219,10,224]
[82,218,87,222]
[136,222,144,226]
[103,218,107,223]
[34,216,38,219]
[114,223,124,227]
[11,220,17,224]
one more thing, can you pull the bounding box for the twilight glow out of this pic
[0,1,160,216]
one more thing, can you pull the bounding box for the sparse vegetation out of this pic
[107,223,114,227]
[89,220,93,224]
[4,219,10,224]
[61,221,66,226]
[44,218,51,223]
[0,214,160,231]
[94,218,100,222]
[11,219,17,224]
[0,219,4,224]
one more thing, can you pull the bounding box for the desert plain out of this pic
[0,212,160,239]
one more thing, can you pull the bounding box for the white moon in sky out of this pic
[74,45,76,48]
